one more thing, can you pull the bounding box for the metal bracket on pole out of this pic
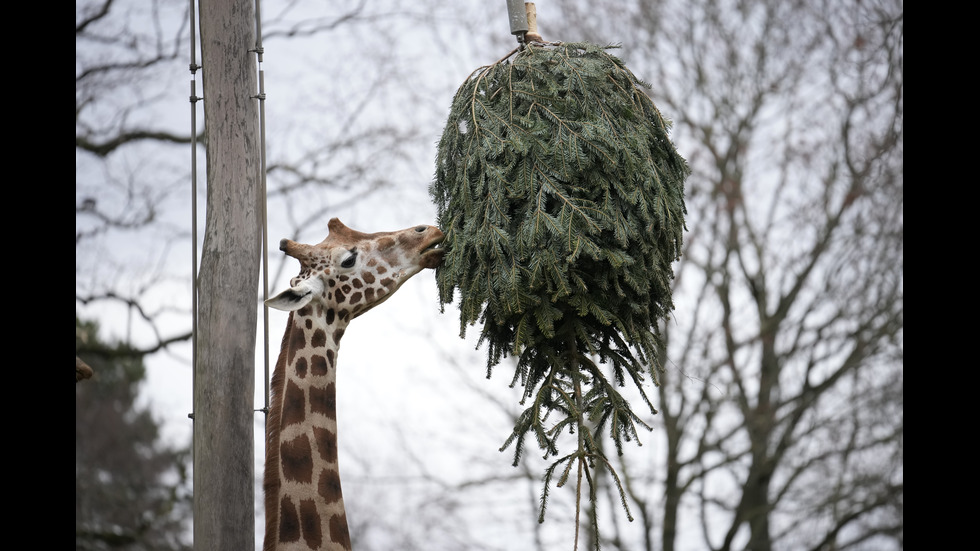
[506,0,529,43]
[506,2,544,44]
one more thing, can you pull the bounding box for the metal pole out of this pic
[506,0,529,40]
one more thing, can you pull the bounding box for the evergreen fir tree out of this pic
[430,41,690,540]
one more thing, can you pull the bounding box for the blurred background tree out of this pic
[76,317,192,551]
[76,1,902,549]
[553,1,904,549]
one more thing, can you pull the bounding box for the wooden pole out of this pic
[524,3,543,42]
[194,0,261,549]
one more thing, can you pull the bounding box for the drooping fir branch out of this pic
[430,42,689,539]
[497,319,640,548]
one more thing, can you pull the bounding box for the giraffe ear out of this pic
[265,288,313,311]
[265,279,321,311]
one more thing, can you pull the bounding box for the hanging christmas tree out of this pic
[429,11,689,541]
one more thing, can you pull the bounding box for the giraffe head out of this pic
[266,218,444,320]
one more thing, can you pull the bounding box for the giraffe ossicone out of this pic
[263,217,444,551]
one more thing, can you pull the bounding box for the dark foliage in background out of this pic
[76,317,191,551]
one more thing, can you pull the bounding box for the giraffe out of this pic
[263,217,444,551]
[76,356,94,382]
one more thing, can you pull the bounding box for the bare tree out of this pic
[76,0,438,354]
[541,0,903,549]
[76,0,196,359]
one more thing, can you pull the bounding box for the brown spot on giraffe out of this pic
[311,354,329,377]
[263,218,444,551]
[287,321,307,365]
[281,434,314,483]
[310,383,336,420]
[299,499,323,549]
[329,514,351,549]
[281,380,306,428]
[294,356,308,379]
[279,496,301,543]
[376,236,396,251]
[318,466,343,504]
[311,329,327,348]
[314,426,338,462]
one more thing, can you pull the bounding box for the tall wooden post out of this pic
[194,0,261,549]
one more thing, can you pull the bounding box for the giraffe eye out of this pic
[340,250,357,268]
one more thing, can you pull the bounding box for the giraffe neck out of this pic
[264,307,351,551]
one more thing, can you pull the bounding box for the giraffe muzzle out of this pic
[419,234,446,269]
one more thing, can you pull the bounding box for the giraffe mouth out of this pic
[422,238,443,252]
[422,232,445,252]
[419,236,446,268]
